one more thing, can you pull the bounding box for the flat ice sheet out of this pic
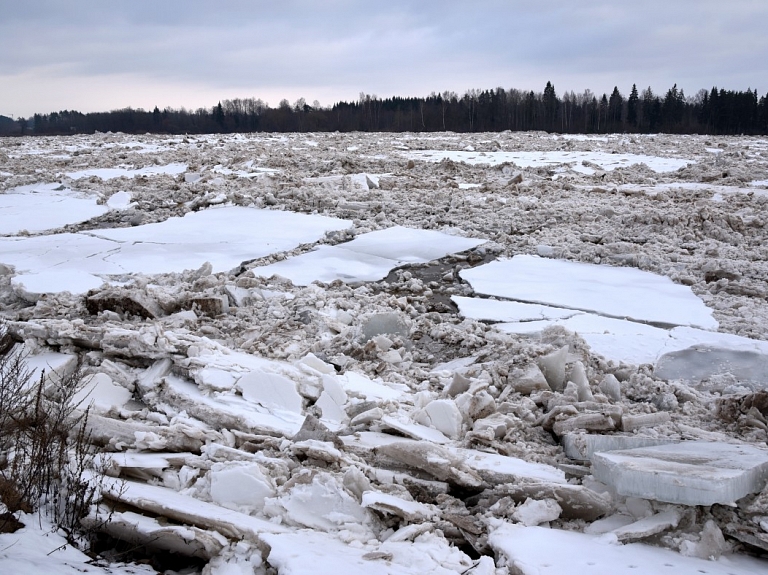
[65,163,187,180]
[255,226,485,285]
[0,206,351,295]
[0,183,108,234]
[407,150,691,173]
[489,523,768,575]
[461,255,717,330]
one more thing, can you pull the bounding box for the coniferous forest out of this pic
[4,82,768,136]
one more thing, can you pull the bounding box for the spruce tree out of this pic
[627,84,639,128]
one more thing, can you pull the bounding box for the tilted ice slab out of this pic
[592,442,768,506]
[255,226,486,285]
[488,523,768,575]
[460,255,718,330]
[64,162,188,180]
[407,150,691,173]
[0,182,108,235]
[0,206,351,296]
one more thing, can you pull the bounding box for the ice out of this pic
[452,295,580,322]
[459,448,567,485]
[611,510,681,542]
[461,255,718,329]
[210,462,276,512]
[106,190,133,209]
[162,374,305,438]
[562,432,680,462]
[65,162,188,180]
[101,477,290,540]
[488,523,768,575]
[6,132,768,573]
[265,472,369,531]
[361,490,438,521]
[592,441,768,505]
[511,498,563,526]
[407,150,692,172]
[0,182,107,234]
[380,415,451,444]
[237,370,303,414]
[655,345,768,389]
[84,509,228,559]
[70,372,132,414]
[262,530,473,575]
[0,206,352,294]
[416,399,463,439]
[255,226,485,285]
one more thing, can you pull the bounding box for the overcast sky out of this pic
[1,0,767,118]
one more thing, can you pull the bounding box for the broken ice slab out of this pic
[478,482,611,521]
[253,225,486,286]
[361,491,438,522]
[488,523,768,575]
[70,373,132,414]
[656,343,768,390]
[82,508,227,559]
[460,255,717,330]
[100,477,289,541]
[592,441,768,506]
[610,509,681,542]
[380,415,451,444]
[562,432,680,462]
[457,448,567,486]
[13,345,78,388]
[160,374,305,438]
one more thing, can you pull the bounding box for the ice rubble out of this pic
[3,131,768,574]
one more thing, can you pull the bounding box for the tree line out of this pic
[5,83,768,136]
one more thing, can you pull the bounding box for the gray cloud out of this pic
[1,0,766,117]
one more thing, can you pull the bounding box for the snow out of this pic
[0,513,158,575]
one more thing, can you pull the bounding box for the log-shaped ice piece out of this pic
[592,441,768,505]
[100,477,289,541]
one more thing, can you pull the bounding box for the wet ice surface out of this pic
[2,131,768,574]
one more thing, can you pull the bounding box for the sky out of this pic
[1,0,767,118]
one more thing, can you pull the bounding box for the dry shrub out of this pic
[0,338,106,542]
